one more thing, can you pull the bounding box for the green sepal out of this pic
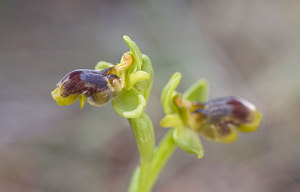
[123,35,142,72]
[183,79,208,103]
[112,88,146,118]
[135,54,153,102]
[161,72,182,115]
[160,114,184,129]
[173,128,204,159]
[95,61,114,71]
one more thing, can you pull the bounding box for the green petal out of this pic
[183,79,208,103]
[112,88,146,118]
[95,61,114,71]
[161,72,182,114]
[173,128,204,159]
[127,71,150,90]
[160,114,184,129]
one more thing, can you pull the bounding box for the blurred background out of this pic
[1,0,300,191]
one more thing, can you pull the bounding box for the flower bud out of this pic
[51,68,122,108]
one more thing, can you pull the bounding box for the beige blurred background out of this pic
[1,0,300,191]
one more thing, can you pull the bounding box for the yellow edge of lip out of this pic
[51,87,79,106]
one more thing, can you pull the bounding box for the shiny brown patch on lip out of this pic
[197,96,253,125]
[59,69,114,97]
[218,121,231,135]
[54,68,122,106]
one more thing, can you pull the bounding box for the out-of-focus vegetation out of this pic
[1,0,300,191]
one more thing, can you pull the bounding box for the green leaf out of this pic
[183,79,208,103]
[161,72,182,115]
[173,128,204,159]
[112,88,146,118]
[95,61,114,71]
[160,114,184,129]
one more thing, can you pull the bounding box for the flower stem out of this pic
[146,128,177,191]
[128,113,177,192]
[128,112,155,192]
[128,167,140,192]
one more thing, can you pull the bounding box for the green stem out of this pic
[128,114,177,192]
[128,167,140,192]
[128,112,155,192]
[146,128,177,191]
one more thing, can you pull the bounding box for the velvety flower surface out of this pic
[174,96,262,143]
[51,67,122,108]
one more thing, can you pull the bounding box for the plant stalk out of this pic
[146,129,176,191]
[128,129,176,192]
[128,112,155,192]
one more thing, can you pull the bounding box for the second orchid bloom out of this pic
[161,73,262,158]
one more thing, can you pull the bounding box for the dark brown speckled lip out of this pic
[192,97,255,135]
[194,97,252,122]
[58,68,118,98]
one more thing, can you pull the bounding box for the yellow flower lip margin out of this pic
[51,86,79,106]
[237,110,262,133]
[51,83,86,109]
